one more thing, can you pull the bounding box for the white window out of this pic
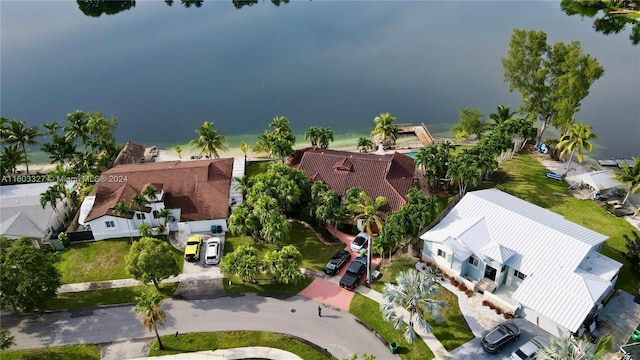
[514,270,526,280]
[468,256,479,267]
[437,249,447,259]
[105,221,115,229]
[136,213,146,220]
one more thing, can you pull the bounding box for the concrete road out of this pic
[2,294,397,359]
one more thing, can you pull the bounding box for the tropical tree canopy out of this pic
[357,136,374,153]
[380,269,445,343]
[555,122,597,175]
[2,119,40,174]
[536,335,610,360]
[254,116,296,162]
[125,237,180,290]
[371,112,399,149]
[452,108,487,141]
[132,291,167,350]
[613,157,640,205]
[189,121,228,159]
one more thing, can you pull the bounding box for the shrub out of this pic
[489,303,496,310]
[503,312,512,319]
[495,307,502,314]
[465,289,474,297]
[451,279,460,287]
[457,282,467,291]
[482,300,490,306]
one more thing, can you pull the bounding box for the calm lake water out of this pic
[1,1,638,158]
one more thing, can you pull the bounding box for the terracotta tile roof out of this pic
[291,149,415,212]
[86,159,234,222]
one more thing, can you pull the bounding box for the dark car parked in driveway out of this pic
[324,249,352,275]
[481,322,520,353]
[339,256,367,290]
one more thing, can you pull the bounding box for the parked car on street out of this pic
[184,235,204,262]
[324,249,352,275]
[510,335,548,360]
[481,322,520,353]
[204,237,221,265]
[350,232,370,252]
[339,256,367,290]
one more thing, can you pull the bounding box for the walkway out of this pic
[130,347,302,360]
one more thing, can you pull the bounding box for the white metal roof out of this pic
[0,183,56,238]
[421,188,615,333]
[575,170,624,191]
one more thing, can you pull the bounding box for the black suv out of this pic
[339,256,367,290]
[481,322,520,353]
[324,249,352,275]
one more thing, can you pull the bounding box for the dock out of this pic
[397,122,435,146]
[598,158,635,168]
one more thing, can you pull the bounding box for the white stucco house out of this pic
[420,188,622,338]
[0,182,71,249]
[81,158,238,240]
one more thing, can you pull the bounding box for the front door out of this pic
[484,265,497,281]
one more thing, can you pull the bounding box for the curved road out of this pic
[2,294,397,359]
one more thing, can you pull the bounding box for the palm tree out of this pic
[240,141,249,167]
[112,200,133,242]
[137,223,153,238]
[130,194,147,224]
[143,185,159,215]
[555,122,597,176]
[380,269,445,343]
[318,127,334,149]
[42,121,61,137]
[233,176,252,198]
[1,144,25,175]
[370,112,399,149]
[40,186,63,218]
[535,335,610,360]
[3,119,40,174]
[350,190,387,283]
[304,126,321,147]
[613,157,640,205]
[357,137,373,153]
[157,208,171,227]
[488,104,516,127]
[132,292,167,350]
[64,110,90,149]
[173,145,183,159]
[189,121,228,159]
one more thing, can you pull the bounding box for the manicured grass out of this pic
[371,257,475,351]
[1,344,100,360]
[245,161,275,178]
[223,276,313,294]
[56,238,184,284]
[225,221,343,272]
[494,152,639,293]
[44,283,179,310]
[349,293,434,360]
[147,331,330,359]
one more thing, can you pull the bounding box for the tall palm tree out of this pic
[42,121,61,137]
[189,121,228,159]
[64,110,90,149]
[173,145,183,159]
[143,185,159,215]
[488,104,516,127]
[555,122,597,176]
[112,200,133,242]
[370,112,399,149]
[304,126,321,147]
[613,157,640,205]
[40,186,63,218]
[240,141,249,167]
[130,194,147,224]
[1,144,25,175]
[318,127,334,149]
[132,292,167,350]
[380,269,445,343]
[357,137,373,153]
[3,119,40,174]
[350,190,387,283]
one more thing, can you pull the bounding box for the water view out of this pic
[1,0,638,158]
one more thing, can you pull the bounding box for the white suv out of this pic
[204,237,221,265]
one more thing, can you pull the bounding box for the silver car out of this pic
[204,237,221,265]
[510,336,549,360]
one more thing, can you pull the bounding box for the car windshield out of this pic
[353,236,366,245]
[513,349,528,359]
[326,263,336,270]
[187,241,198,245]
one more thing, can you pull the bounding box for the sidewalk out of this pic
[130,346,302,360]
[57,273,214,293]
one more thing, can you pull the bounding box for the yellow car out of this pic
[184,235,203,262]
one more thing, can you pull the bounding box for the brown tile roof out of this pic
[86,159,234,222]
[290,149,415,212]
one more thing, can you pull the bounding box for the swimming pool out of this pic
[404,152,418,159]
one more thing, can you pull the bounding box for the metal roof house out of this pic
[420,188,622,338]
[0,182,71,249]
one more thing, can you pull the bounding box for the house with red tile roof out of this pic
[81,159,235,240]
[289,148,416,212]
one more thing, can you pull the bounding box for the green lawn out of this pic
[494,153,639,293]
[1,344,100,360]
[56,238,184,284]
[224,221,343,271]
[223,276,313,294]
[44,283,179,310]
[349,293,434,360]
[371,256,474,351]
[245,161,275,178]
[147,331,331,359]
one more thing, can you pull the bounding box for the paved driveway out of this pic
[450,317,552,360]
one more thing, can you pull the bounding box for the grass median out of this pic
[1,344,100,360]
[45,283,179,310]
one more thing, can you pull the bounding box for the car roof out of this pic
[207,237,220,244]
